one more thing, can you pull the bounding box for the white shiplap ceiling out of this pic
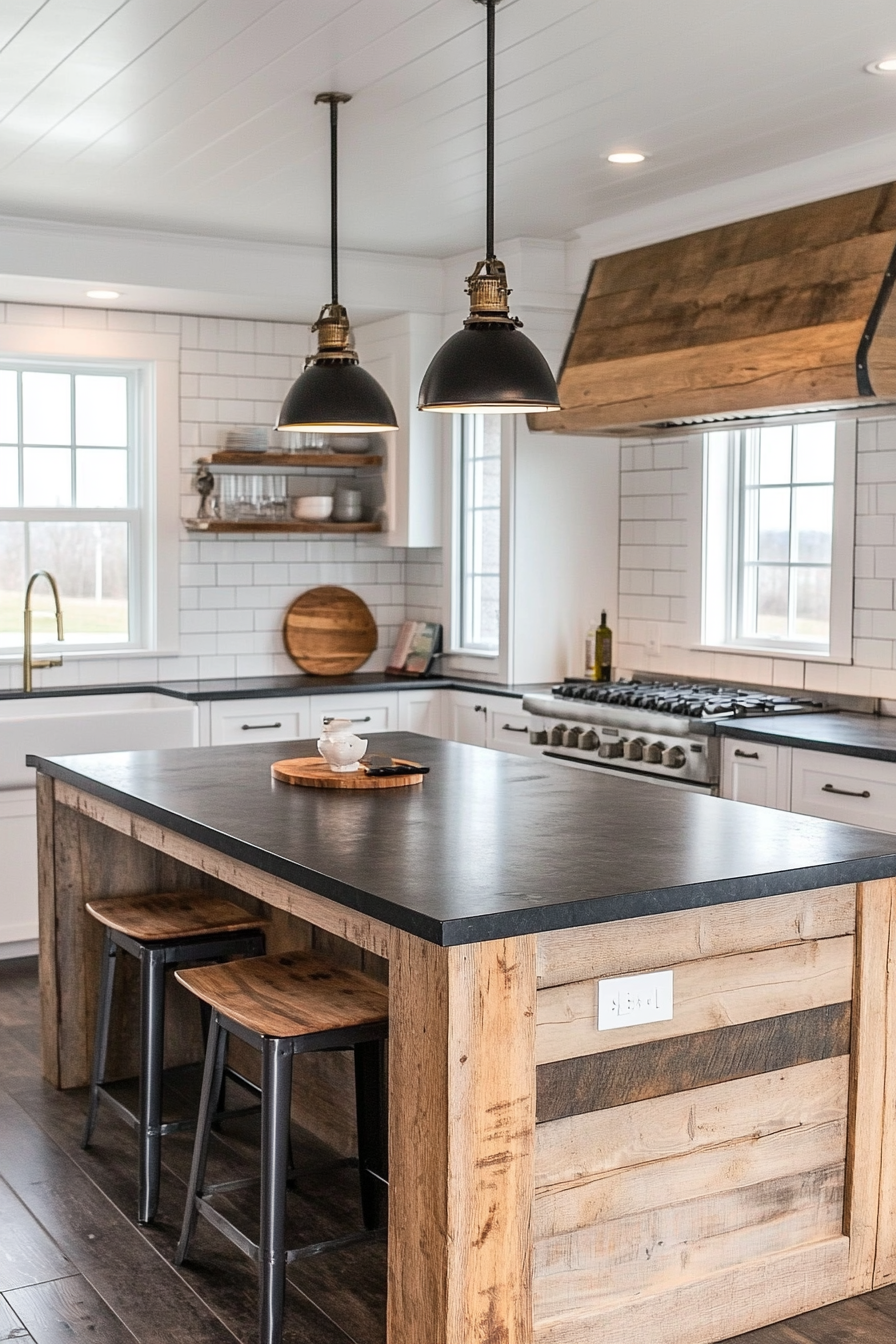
[2,0,896,261]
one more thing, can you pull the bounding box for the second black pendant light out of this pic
[418,0,560,415]
[277,93,398,435]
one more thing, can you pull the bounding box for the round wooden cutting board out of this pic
[271,756,424,789]
[283,586,377,675]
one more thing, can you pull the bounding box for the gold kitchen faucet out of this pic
[23,570,64,693]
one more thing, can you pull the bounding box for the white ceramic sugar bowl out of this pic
[317,717,368,773]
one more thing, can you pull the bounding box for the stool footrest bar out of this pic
[194,1194,385,1264]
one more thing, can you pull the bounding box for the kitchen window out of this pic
[702,419,855,661]
[0,350,177,658]
[453,412,502,655]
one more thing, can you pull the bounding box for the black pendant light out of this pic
[418,0,559,415]
[277,92,398,434]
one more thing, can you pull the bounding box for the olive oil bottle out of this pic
[595,610,613,682]
[584,619,598,679]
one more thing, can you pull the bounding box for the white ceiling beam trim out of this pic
[0,212,445,322]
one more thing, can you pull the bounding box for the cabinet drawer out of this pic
[791,748,896,833]
[210,697,309,746]
[309,692,399,735]
[490,706,544,755]
[721,737,791,810]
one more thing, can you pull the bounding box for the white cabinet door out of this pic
[721,738,791,809]
[397,688,442,737]
[310,691,399,735]
[489,703,545,756]
[791,748,896,833]
[0,789,37,946]
[442,690,489,747]
[210,697,311,746]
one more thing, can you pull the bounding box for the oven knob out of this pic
[662,745,687,770]
[579,729,598,751]
[643,741,665,764]
[562,725,583,747]
[598,740,624,759]
[548,723,567,746]
[529,729,547,745]
[623,738,645,761]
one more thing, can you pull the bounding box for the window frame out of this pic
[453,412,502,656]
[0,321,179,662]
[699,417,856,663]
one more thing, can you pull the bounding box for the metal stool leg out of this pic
[259,1038,293,1344]
[354,1038,387,1230]
[175,1011,227,1265]
[82,931,117,1149]
[137,946,166,1224]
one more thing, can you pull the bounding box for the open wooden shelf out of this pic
[200,451,383,468]
[183,518,383,534]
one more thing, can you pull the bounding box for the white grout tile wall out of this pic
[0,302,443,692]
[615,417,896,701]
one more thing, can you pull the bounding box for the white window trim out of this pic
[441,414,513,682]
[0,322,179,661]
[686,418,856,664]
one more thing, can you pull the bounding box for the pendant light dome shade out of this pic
[278,360,399,432]
[417,324,559,413]
[418,1,559,416]
[276,94,398,435]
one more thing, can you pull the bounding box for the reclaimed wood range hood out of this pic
[531,182,896,437]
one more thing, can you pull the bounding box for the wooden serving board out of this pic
[271,756,424,789]
[283,585,378,674]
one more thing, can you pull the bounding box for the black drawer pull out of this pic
[502,723,529,732]
[347,715,372,724]
[733,749,759,759]
[822,783,871,799]
[241,722,282,731]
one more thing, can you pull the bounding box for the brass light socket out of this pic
[307,302,359,366]
[464,257,522,329]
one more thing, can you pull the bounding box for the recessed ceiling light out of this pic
[865,57,896,74]
[607,151,646,164]
[85,289,120,300]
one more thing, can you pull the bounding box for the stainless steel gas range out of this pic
[521,680,826,793]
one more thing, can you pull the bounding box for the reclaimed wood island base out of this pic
[30,733,896,1344]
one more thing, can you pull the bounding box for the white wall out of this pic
[0,301,441,692]
[614,417,896,702]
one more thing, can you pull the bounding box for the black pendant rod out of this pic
[314,92,351,306]
[485,0,495,260]
[329,98,339,303]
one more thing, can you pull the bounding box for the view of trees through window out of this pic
[0,368,133,648]
[737,422,835,645]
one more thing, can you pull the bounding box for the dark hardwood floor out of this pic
[0,955,894,1343]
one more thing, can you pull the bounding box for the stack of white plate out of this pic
[224,426,270,452]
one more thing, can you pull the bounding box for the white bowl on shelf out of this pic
[293,494,334,521]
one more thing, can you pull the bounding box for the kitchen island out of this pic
[30,732,896,1344]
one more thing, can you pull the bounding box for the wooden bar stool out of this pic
[82,892,267,1224]
[174,951,389,1344]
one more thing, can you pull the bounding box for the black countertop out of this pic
[0,672,545,704]
[29,733,896,946]
[719,712,896,763]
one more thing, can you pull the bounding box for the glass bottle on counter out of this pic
[584,619,598,679]
[596,610,613,682]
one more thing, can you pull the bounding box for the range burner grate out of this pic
[552,680,824,720]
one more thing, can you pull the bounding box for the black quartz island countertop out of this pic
[719,711,896,763]
[28,733,896,946]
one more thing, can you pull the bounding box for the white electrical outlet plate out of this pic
[597,969,674,1030]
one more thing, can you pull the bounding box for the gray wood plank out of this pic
[4,1277,134,1344]
[0,1178,72,1292]
[0,1295,32,1341]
